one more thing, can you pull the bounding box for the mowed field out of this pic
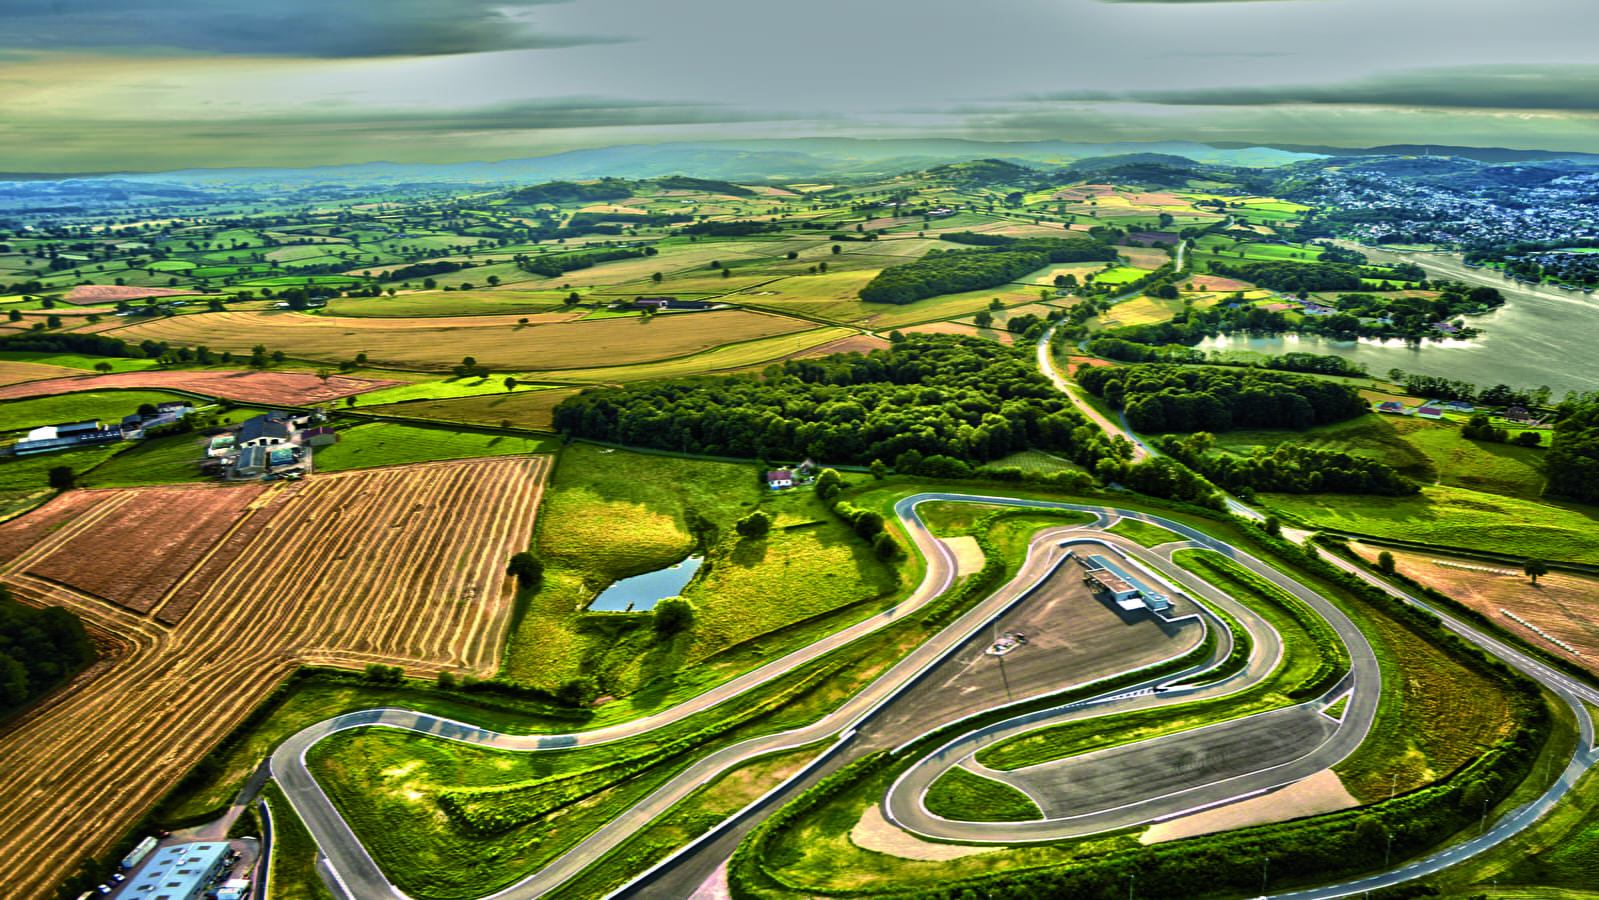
[0,369,406,405]
[95,308,812,371]
[0,359,86,386]
[0,455,552,900]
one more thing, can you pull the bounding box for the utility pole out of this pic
[1262,857,1270,896]
[1385,832,1394,869]
[1481,798,1490,836]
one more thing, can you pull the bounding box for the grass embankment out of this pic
[972,549,1338,771]
[356,375,552,406]
[923,766,1041,822]
[262,782,335,900]
[310,422,555,471]
[1106,516,1180,548]
[502,445,902,705]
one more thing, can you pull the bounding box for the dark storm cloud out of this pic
[1036,65,1599,112]
[0,0,608,57]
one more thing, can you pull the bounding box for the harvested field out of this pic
[98,308,811,372]
[785,333,890,360]
[0,455,552,900]
[364,388,580,432]
[63,285,200,305]
[1187,274,1255,292]
[1351,542,1599,675]
[0,490,114,568]
[22,484,270,619]
[0,359,84,386]
[904,321,1016,345]
[0,370,406,406]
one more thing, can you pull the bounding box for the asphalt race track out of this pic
[267,492,1569,900]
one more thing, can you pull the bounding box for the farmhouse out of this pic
[1082,553,1172,614]
[238,413,290,448]
[1416,405,1445,419]
[119,841,230,900]
[766,469,793,489]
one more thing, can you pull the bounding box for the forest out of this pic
[858,237,1116,305]
[1205,259,1424,293]
[1546,400,1599,503]
[0,586,95,718]
[1158,433,1420,496]
[1074,363,1371,433]
[551,334,1124,469]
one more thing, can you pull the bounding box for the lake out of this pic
[1196,246,1599,398]
[588,556,703,612]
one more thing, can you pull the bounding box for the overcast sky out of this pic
[2,0,1596,172]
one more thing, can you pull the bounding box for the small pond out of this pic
[588,556,703,612]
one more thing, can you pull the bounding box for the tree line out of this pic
[858,237,1116,305]
[1546,400,1599,503]
[1075,363,1371,433]
[0,586,95,717]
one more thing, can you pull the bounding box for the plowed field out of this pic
[24,483,271,619]
[95,308,812,371]
[0,370,406,405]
[0,455,552,900]
[64,285,201,305]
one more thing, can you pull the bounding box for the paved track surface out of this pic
[272,496,1400,898]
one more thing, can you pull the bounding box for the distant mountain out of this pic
[10,137,1598,192]
[1215,142,1599,166]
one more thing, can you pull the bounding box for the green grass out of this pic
[1264,485,1599,566]
[1,390,190,433]
[1106,517,1181,548]
[521,327,856,384]
[0,351,163,373]
[914,501,1017,538]
[358,376,550,406]
[503,445,901,701]
[310,422,555,471]
[0,445,123,493]
[581,307,645,320]
[923,766,1042,822]
[987,449,1087,475]
[261,782,335,900]
[1325,695,1348,719]
[84,433,212,486]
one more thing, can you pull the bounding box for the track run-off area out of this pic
[272,491,1599,900]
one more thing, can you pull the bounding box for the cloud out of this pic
[274,96,792,132]
[1036,65,1599,113]
[0,0,611,58]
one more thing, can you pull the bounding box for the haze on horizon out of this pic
[1,0,1596,174]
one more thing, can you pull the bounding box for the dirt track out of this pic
[0,455,551,900]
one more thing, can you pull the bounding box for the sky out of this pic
[1,0,1597,173]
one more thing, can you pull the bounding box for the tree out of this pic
[1524,558,1550,584]
[831,244,842,255]
[506,552,543,588]
[1263,515,1282,538]
[47,466,76,491]
[1377,551,1395,576]
[870,458,888,480]
[46,315,61,329]
[973,310,994,329]
[651,271,663,283]
[735,510,772,538]
[653,596,696,636]
[872,531,901,560]
[815,468,842,493]
[93,362,113,375]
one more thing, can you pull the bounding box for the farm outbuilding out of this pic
[235,446,268,476]
[766,469,793,489]
[302,426,338,447]
[119,841,230,900]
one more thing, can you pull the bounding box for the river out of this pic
[1195,245,1599,398]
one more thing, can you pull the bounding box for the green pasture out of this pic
[86,433,213,487]
[358,376,549,406]
[504,445,902,703]
[2,390,190,433]
[0,445,123,495]
[1264,485,1599,565]
[0,351,162,373]
[311,423,555,471]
